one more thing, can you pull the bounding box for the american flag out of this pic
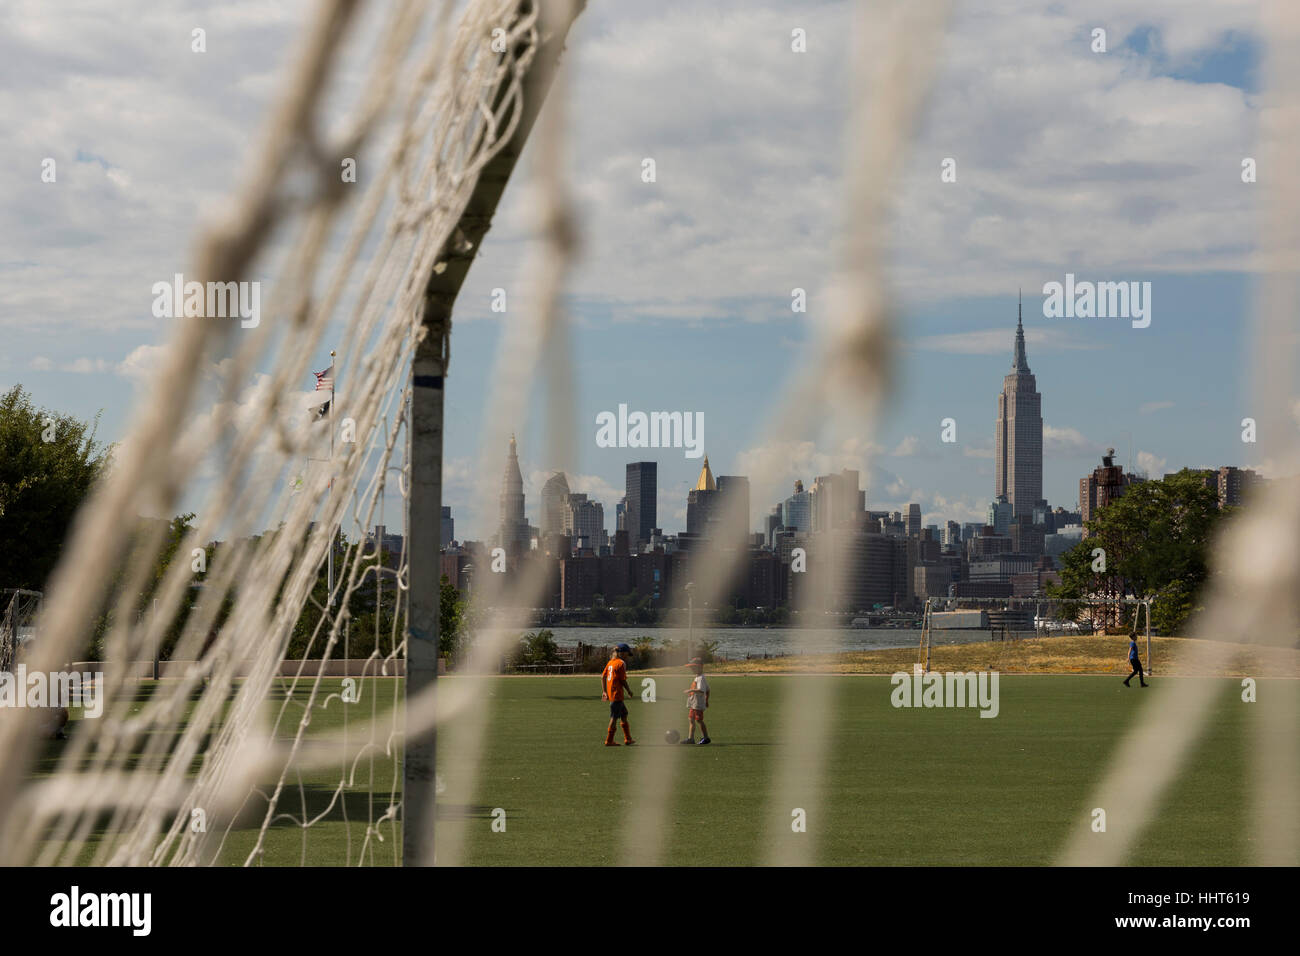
[314,366,334,391]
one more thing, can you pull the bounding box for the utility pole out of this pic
[404,0,585,867]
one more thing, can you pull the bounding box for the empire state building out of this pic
[995,297,1043,519]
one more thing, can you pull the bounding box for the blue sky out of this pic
[2,0,1293,542]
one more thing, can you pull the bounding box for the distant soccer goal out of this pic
[0,589,42,675]
[917,595,1153,674]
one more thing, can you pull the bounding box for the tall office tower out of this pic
[440,506,454,549]
[563,493,605,554]
[836,469,862,527]
[686,457,718,536]
[782,479,812,532]
[625,462,657,550]
[497,434,530,550]
[995,297,1044,519]
[944,520,961,549]
[809,476,830,531]
[987,496,1013,535]
[766,507,782,547]
[809,470,861,531]
[907,503,922,537]
[716,475,751,548]
[540,471,570,538]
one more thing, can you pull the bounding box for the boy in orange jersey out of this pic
[601,643,636,746]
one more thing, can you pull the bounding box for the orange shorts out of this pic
[688,708,705,722]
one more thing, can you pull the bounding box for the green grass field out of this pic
[40,672,1292,865]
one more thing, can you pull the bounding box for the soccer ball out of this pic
[664,729,680,744]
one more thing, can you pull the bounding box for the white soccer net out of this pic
[0,0,1296,869]
[0,0,583,867]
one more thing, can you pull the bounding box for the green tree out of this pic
[515,629,560,666]
[0,386,111,589]
[440,574,467,662]
[1050,469,1226,634]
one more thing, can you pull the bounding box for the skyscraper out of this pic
[781,480,812,532]
[987,496,1012,535]
[686,456,718,536]
[809,470,862,531]
[995,297,1044,519]
[716,475,751,548]
[497,434,530,550]
[540,471,570,538]
[440,506,454,549]
[562,493,605,553]
[625,462,657,550]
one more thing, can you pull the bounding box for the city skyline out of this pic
[4,4,1289,545]
[473,309,1263,548]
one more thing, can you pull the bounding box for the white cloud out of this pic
[889,435,928,458]
[64,357,109,373]
[3,1,1270,336]
[1139,400,1175,414]
[28,355,109,373]
[115,344,167,382]
[1136,450,1167,476]
[1044,424,1103,457]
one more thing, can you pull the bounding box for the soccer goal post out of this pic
[918,595,1154,674]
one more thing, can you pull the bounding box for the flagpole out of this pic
[327,349,335,609]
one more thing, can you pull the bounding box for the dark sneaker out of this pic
[698,737,711,745]
[679,738,695,745]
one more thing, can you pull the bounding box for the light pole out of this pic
[152,598,159,681]
[685,581,694,663]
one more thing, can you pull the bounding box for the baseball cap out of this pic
[616,643,632,653]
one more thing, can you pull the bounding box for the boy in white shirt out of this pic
[681,657,711,745]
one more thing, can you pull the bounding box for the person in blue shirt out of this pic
[1123,629,1148,687]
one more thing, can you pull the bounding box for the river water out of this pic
[519,625,1000,659]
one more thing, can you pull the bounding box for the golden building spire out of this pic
[693,455,717,492]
